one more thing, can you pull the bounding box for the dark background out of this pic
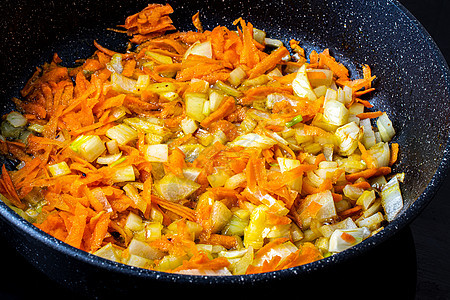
[0,0,449,299]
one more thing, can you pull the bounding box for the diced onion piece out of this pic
[146,82,178,95]
[125,211,144,232]
[325,88,337,102]
[232,247,254,275]
[343,184,365,201]
[209,91,225,112]
[94,243,122,263]
[27,123,45,133]
[313,85,327,98]
[211,201,233,233]
[6,112,27,128]
[376,112,395,142]
[96,152,122,165]
[241,75,270,88]
[112,165,135,183]
[183,40,212,59]
[252,28,266,44]
[154,173,200,201]
[107,53,123,74]
[228,133,277,149]
[111,72,136,94]
[254,241,298,268]
[244,205,268,249]
[70,135,106,162]
[328,227,371,253]
[348,103,365,116]
[160,91,179,101]
[335,122,362,156]
[135,74,150,92]
[323,99,349,126]
[360,118,377,149]
[381,176,403,222]
[222,213,249,237]
[202,100,211,116]
[228,66,247,87]
[48,161,71,177]
[106,139,119,155]
[185,93,207,122]
[215,81,243,97]
[123,184,147,213]
[144,144,168,162]
[239,116,257,134]
[110,105,128,119]
[299,190,337,228]
[356,190,376,210]
[127,238,164,260]
[182,167,202,182]
[264,38,283,48]
[224,173,246,190]
[368,142,390,168]
[123,118,166,135]
[146,222,163,241]
[306,69,333,87]
[319,217,358,238]
[356,212,385,230]
[106,124,138,145]
[146,51,173,64]
[343,85,353,104]
[293,64,317,101]
[145,133,164,145]
[180,117,198,135]
[207,170,230,188]
[277,157,302,192]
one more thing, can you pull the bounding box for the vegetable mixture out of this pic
[0,4,403,275]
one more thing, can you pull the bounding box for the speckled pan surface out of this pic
[0,0,449,294]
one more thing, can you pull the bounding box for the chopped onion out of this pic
[154,173,200,201]
[6,111,27,128]
[360,118,376,149]
[185,93,207,122]
[335,122,362,156]
[183,40,212,60]
[328,227,370,253]
[228,133,277,149]
[368,142,390,168]
[376,112,395,142]
[323,99,349,126]
[381,176,403,222]
[144,144,169,163]
[306,69,333,87]
[96,152,122,165]
[292,64,317,101]
[112,165,136,183]
[106,53,123,74]
[106,124,138,145]
[180,117,198,135]
[70,135,106,162]
[228,66,247,87]
[48,161,71,177]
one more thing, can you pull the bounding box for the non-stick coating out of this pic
[0,0,449,295]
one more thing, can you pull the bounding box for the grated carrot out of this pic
[0,3,402,276]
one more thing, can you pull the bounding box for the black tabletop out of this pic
[0,0,449,299]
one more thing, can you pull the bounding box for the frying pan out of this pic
[0,0,449,296]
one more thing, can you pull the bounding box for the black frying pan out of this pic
[0,0,449,297]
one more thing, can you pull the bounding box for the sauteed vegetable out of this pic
[0,3,403,275]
